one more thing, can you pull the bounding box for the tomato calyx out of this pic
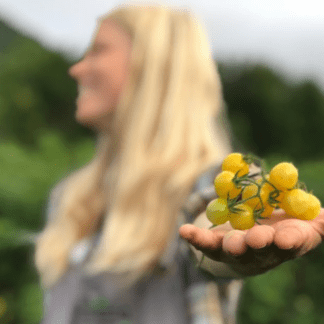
[296,181,308,191]
[242,153,267,170]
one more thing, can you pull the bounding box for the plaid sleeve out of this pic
[182,184,217,224]
[187,281,225,324]
[186,279,243,324]
[182,162,252,323]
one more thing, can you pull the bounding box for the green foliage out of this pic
[0,36,94,148]
[239,261,296,324]
[0,129,95,323]
[218,63,324,163]
[16,283,43,324]
[0,20,19,52]
[0,129,95,224]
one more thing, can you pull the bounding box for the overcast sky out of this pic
[0,0,324,90]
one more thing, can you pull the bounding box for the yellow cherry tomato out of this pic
[269,162,298,190]
[260,175,274,195]
[259,203,274,217]
[259,174,286,208]
[281,189,321,220]
[280,189,297,215]
[222,153,249,177]
[242,177,274,210]
[242,183,259,209]
[229,204,255,230]
[281,189,306,217]
[214,171,241,199]
[268,189,286,208]
[206,198,230,225]
[300,194,321,220]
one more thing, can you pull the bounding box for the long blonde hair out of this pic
[34,1,233,290]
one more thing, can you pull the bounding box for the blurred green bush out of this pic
[218,63,324,163]
[0,130,95,324]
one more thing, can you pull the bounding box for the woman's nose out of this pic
[68,60,85,80]
[68,63,78,79]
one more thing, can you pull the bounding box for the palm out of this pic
[179,208,324,276]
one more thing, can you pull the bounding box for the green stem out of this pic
[242,154,266,170]
[234,194,259,207]
[234,176,260,188]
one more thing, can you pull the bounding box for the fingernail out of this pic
[224,232,236,239]
[259,244,267,249]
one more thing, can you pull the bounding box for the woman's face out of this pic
[68,19,132,131]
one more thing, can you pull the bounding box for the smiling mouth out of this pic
[77,87,97,104]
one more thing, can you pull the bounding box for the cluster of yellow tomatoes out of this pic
[206,153,322,230]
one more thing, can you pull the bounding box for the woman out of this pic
[34,2,324,323]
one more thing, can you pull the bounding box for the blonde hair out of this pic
[34,0,233,290]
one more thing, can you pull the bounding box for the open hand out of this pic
[179,208,324,276]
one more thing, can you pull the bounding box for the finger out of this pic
[222,230,248,256]
[274,226,304,250]
[310,208,324,236]
[179,224,223,251]
[245,225,275,249]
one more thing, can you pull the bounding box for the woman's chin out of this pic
[75,111,112,133]
[75,110,96,126]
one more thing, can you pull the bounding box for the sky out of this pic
[0,0,324,90]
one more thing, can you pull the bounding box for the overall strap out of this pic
[41,179,98,324]
[41,267,82,324]
[41,235,98,324]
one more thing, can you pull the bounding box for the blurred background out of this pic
[0,0,323,323]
